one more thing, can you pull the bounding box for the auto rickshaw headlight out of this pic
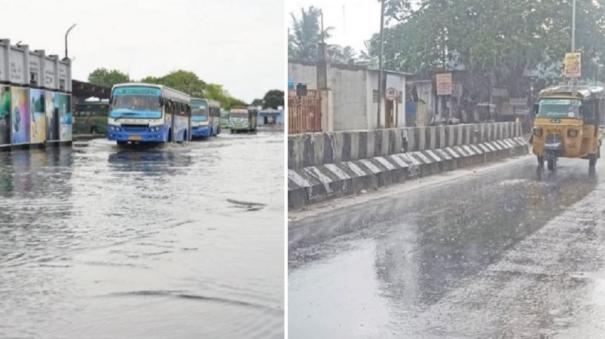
[567,129,578,138]
[533,127,543,137]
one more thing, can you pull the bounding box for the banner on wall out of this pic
[30,89,46,144]
[58,93,72,141]
[11,87,30,144]
[0,86,10,145]
[45,91,59,141]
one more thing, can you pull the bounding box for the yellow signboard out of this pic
[435,72,453,96]
[564,53,581,78]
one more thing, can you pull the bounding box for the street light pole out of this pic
[377,0,385,129]
[64,23,77,59]
[571,0,576,52]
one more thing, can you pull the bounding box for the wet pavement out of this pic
[0,133,283,339]
[289,155,605,338]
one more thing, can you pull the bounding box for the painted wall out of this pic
[0,86,10,145]
[11,87,30,144]
[0,86,71,147]
[46,91,59,141]
[30,89,46,144]
[57,93,72,141]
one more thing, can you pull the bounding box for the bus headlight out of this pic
[533,127,543,137]
[108,125,120,132]
[567,129,578,138]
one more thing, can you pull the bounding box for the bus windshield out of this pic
[231,111,248,118]
[110,86,162,119]
[537,99,582,118]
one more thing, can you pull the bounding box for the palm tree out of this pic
[289,6,333,62]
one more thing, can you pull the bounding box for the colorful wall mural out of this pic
[57,93,72,141]
[45,91,59,141]
[10,87,30,145]
[30,89,46,144]
[0,86,71,147]
[0,86,10,145]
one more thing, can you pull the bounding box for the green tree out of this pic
[250,98,264,107]
[141,70,206,96]
[88,68,130,87]
[262,90,284,109]
[369,0,605,97]
[289,6,333,62]
[139,70,246,109]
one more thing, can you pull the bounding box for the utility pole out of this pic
[377,0,385,129]
[571,0,576,52]
[64,23,77,59]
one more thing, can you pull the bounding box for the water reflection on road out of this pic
[289,157,605,338]
[0,132,283,339]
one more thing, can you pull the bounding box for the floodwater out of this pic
[0,132,284,339]
[289,156,605,338]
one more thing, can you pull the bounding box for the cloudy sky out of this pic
[1,0,285,102]
[287,0,381,53]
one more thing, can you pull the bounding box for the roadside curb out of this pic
[288,137,529,209]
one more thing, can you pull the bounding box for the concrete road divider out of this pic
[288,122,528,209]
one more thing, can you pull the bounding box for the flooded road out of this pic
[0,132,284,339]
[289,155,605,338]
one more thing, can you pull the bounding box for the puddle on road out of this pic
[0,133,284,339]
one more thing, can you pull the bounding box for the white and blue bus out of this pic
[107,83,191,144]
[190,98,221,138]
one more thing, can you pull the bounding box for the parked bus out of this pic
[229,107,257,133]
[73,100,109,135]
[107,83,191,144]
[190,98,221,138]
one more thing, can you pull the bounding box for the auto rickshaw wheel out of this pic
[546,152,557,171]
[589,153,598,168]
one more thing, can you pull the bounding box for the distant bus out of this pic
[190,98,220,138]
[107,83,191,144]
[229,107,257,133]
[220,109,230,129]
[73,101,109,135]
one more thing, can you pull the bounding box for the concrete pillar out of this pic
[392,129,401,155]
[320,89,333,132]
[289,135,305,169]
[321,133,334,165]
[456,125,463,146]
[429,126,436,149]
[417,127,426,150]
[333,132,344,163]
[349,131,358,161]
[438,125,446,148]
[406,127,415,152]
[380,129,390,156]
[366,130,375,158]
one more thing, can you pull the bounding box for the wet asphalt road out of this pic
[289,155,605,338]
[0,132,283,339]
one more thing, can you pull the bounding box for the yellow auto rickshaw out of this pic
[532,84,604,170]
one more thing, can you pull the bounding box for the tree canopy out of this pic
[289,6,364,65]
[87,68,130,88]
[263,90,284,109]
[369,0,605,96]
[88,68,247,109]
